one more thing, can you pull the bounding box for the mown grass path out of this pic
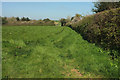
[2,26,118,78]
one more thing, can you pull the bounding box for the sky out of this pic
[1,0,119,2]
[2,2,95,20]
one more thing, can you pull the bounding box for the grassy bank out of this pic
[2,26,118,78]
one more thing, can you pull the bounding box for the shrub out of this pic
[2,17,8,25]
[60,18,67,26]
[43,18,50,22]
[16,17,20,21]
[92,2,120,13]
[69,8,120,58]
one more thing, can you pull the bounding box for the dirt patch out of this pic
[70,69,82,77]
[62,64,82,77]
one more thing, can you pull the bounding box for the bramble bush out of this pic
[69,8,120,58]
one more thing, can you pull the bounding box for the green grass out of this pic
[2,26,118,78]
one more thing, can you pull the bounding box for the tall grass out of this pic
[2,26,118,78]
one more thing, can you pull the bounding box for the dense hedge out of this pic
[70,8,120,57]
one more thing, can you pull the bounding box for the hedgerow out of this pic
[69,8,120,58]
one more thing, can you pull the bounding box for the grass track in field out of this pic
[2,26,118,78]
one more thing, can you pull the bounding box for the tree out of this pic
[75,14,82,18]
[71,14,82,23]
[60,18,67,26]
[21,17,30,21]
[16,17,20,21]
[71,17,74,20]
[21,17,26,21]
[26,17,30,21]
[2,17,8,25]
[43,18,50,22]
[92,1,120,13]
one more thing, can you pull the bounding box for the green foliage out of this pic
[21,17,30,21]
[2,26,119,78]
[43,18,50,22]
[2,17,8,25]
[71,17,74,20]
[92,2,120,13]
[16,17,20,21]
[21,17,26,21]
[60,18,67,26]
[75,14,82,18]
[26,17,30,21]
[69,8,120,58]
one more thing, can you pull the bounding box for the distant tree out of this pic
[2,17,8,25]
[60,18,67,26]
[3,17,7,19]
[43,18,50,22]
[21,17,30,21]
[75,14,81,18]
[26,17,30,21]
[92,1,120,13]
[71,14,82,23]
[21,17,26,21]
[75,14,82,19]
[16,17,20,21]
[71,17,74,20]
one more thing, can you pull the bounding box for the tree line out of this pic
[2,17,55,26]
[16,17,31,21]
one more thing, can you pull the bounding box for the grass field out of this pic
[2,26,118,78]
